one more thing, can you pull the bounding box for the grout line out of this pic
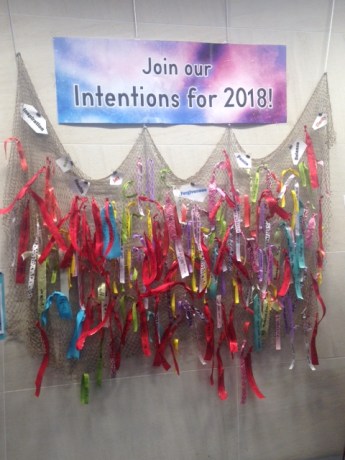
[3,365,215,394]
[5,355,344,395]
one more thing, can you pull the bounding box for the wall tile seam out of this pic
[3,356,345,394]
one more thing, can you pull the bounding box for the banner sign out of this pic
[53,38,286,125]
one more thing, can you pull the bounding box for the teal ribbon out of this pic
[253,293,262,351]
[67,309,86,359]
[40,291,72,327]
[101,202,121,259]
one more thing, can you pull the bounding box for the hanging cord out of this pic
[324,0,336,72]
[132,0,139,39]
[6,0,17,56]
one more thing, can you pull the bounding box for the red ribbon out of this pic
[76,299,115,351]
[244,347,265,399]
[137,299,151,357]
[15,200,30,284]
[258,190,291,221]
[142,234,158,288]
[44,160,61,223]
[29,189,68,252]
[223,150,239,204]
[310,276,327,365]
[201,235,212,270]
[228,303,238,354]
[305,126,319,189]
[214,226,231,275]
[317,196,325,272]
[35,321,50,397]
[38,213,71,264]
[277,253,292,297]
[91,198,104,260]
[153,320,180,371]
[216,332,228,400]
[0,166,46,215]
[203,304,214,361]
[121,309,133,346]
[243,194,250,228]
[4,137,28,172]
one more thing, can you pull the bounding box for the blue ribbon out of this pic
[101,203,121,259]
[253,293,262,351]
[40,291,73,327]
[67,309,86,359]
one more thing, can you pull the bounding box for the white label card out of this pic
[312,113,328,131]
[109,172,124,186]
[177,184,208,203]
[56,157,73,173]
[21,104,48,134]
[235,153,252,169]
[69,178,90,196]
[289,140,306,166]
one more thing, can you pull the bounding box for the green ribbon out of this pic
[80,373,89,404]
[251,171,260,203]
[122,180,137,199]
[132,302,138,332]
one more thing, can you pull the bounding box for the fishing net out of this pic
[1,54,335,397]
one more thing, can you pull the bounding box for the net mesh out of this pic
[2,54,335,381]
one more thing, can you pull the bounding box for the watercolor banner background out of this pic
[53,38,286,124]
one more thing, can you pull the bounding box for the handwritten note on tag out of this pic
[289,140,306,166]
[56,157,73,173]
[235,153,252,169]
[312,113,327,131]
[175,183,208,203]
[21,104,48,134]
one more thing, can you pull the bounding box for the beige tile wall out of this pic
[0,1,344,459]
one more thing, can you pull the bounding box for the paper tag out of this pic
[97,283,106,301]
[312,113,328,130]
[177,184,208,203]
[109,172,123,186]
[21,104,48,134]
[175,238,189,279]
[56,157,73,173]
[289,140,306,166]
[69,178,90,196]
[37,261,47,315]
[235,153,252,169]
